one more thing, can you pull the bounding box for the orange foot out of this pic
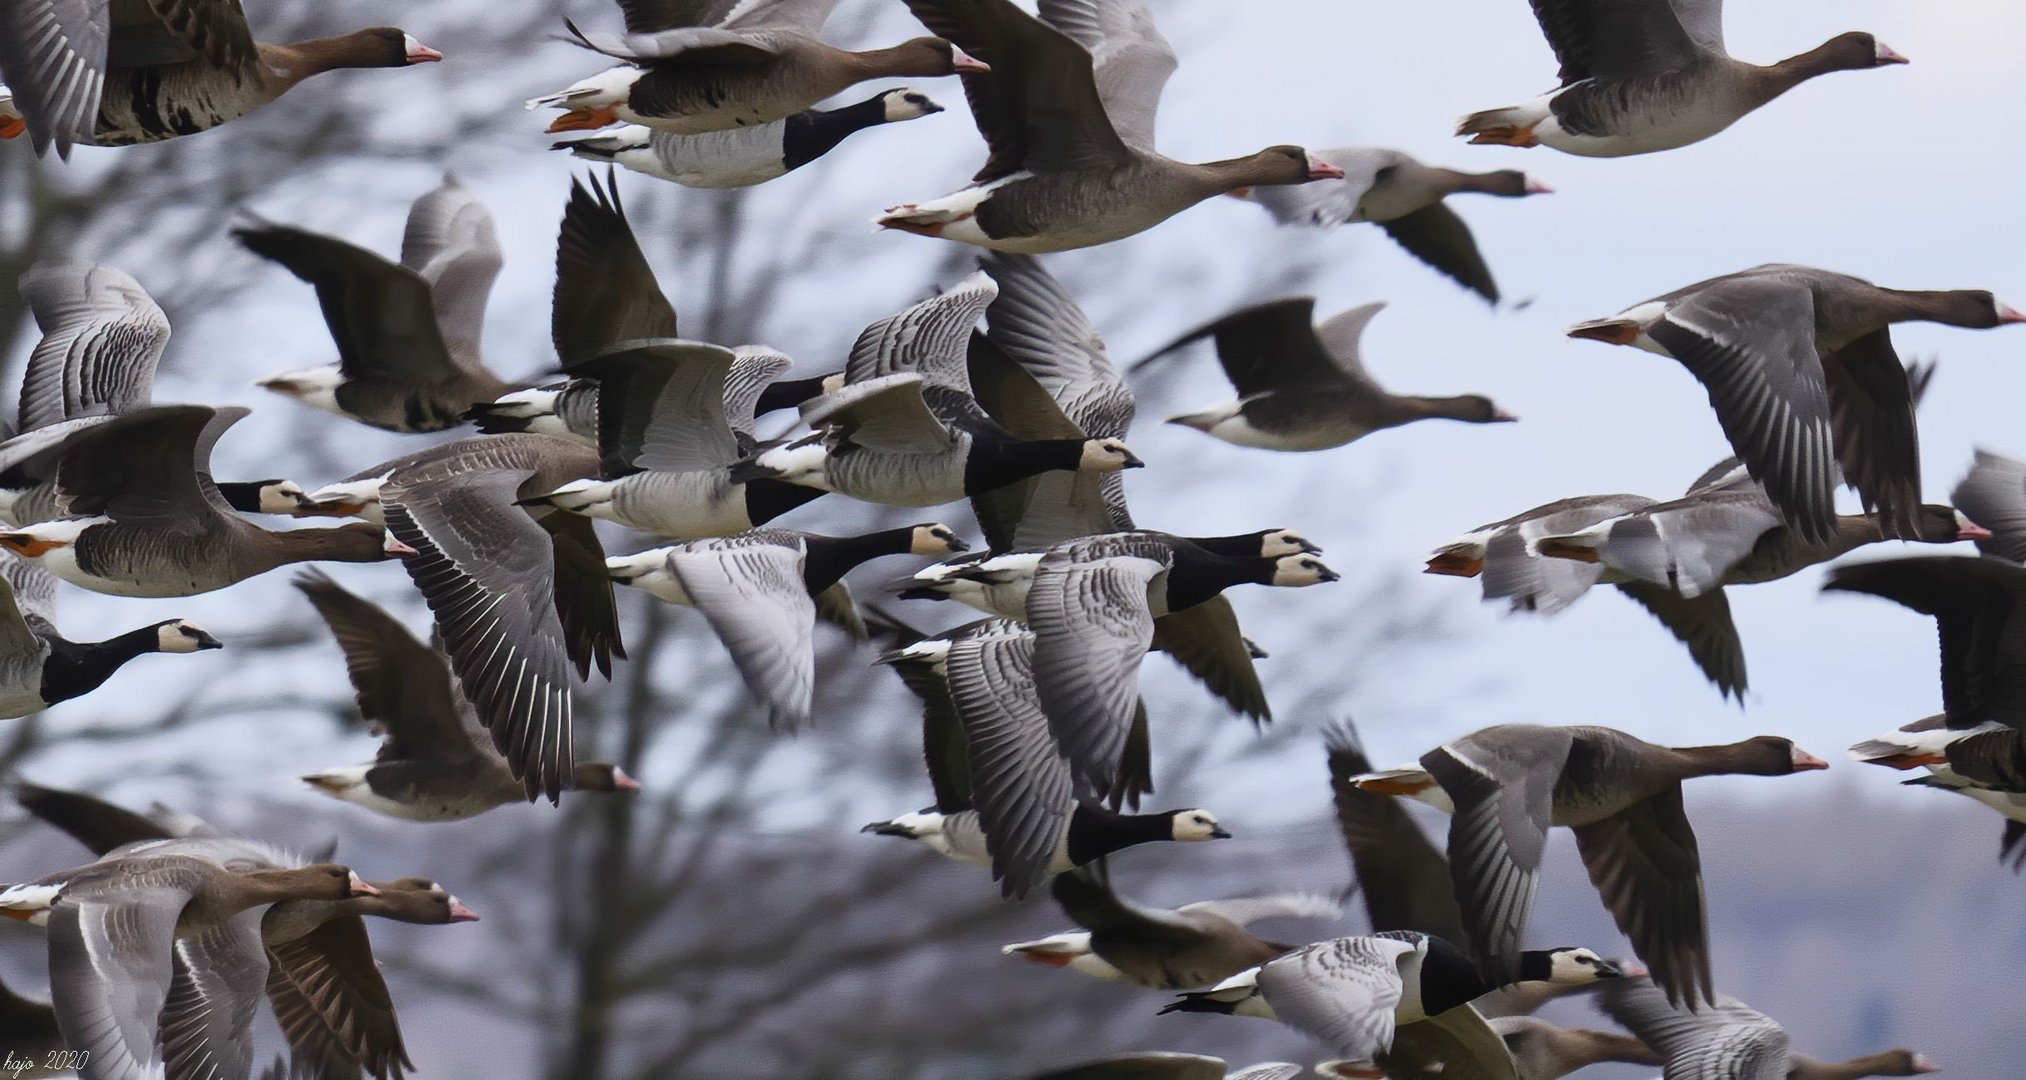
[1869,752,1948,770]
[545,106,619,134]
[0,116,24,140]
[1467,123,1540,148]
[1358,777,1436,797]
[1013,951,1076,967]
[0,535,61,557]
[1424,551,1485,577]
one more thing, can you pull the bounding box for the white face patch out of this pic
[1078,439,1138,472]
[260,481,307,515]
[1171,810,1227,841]
[911,524,962,555]
[1271,555,1338,587]
[883,89,941,122]
[156,621,216,653]
[1260,530,1318,557]
[1546,948,1612,984]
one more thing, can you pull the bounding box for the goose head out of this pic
[1256,528,1323,557]
[1078,438,1143,472]
[1169,809,1232,841]
[1270,553,1340,586]
[372,878,481,924]
[888,38,990,76]
[880,88,944,122]
[908,523,969,555]
[574,763,641,793]
[154,620,223,653]
[1519,947,1623,985]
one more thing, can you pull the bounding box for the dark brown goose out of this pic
[0,0,440,158]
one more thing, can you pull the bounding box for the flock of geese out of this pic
[0,0,2015,1077]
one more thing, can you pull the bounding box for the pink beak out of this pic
[404,35,444,64]
[1491,408,1520,422]
[1996,302,2026,325]
[1617,961,1651,979]
[1525,179,1554,195]
[448,898,481,922]
[1958,518,1994,542]
[1792,748,1831,772]
[349,874,381,897]
[1874,42,1910,65]
[1910,1054,1940,1074]
[382,534,419,558]
[950,47,990,74]
[1306,155,1346,181]
[612,767,643,792]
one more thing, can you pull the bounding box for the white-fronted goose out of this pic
[236,175,513,433]
[0,1,439,157]
[1021,1055,1302,1080]
[1599,977,1938,1080]
[737,274,1143,507]
[372,432,625,802]
[554,88,943,187]
[0,405,392,597]
[0,557,219,719]
[14,782,481,1080]
[1140,298,1516,450]
[863,618,1229,897]
[293,571,639,821]
[1235,149,1550,303]
[535,0,982,135]
[1161,932,1618,1079]
[1828,556,2026,836]
[1567,264,2024,542]
[2,262,309,527]
[1490,1016,1663,1080]
[606,523,966,729]
[0,852,369,1080]
[1352,724,1827,1006]
[1028,531,1336,795]
[1001,861,1338,989]
[1458,2,1905,156]
[881,0,1340,252]
[1949,448,2026,564]
[1427,493,1657,614]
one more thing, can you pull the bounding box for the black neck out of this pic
[1166,543,1276,612]
[800,527,919,594]
[1415,935,1496,1014]
[783,98,891,171]
[754,374,836,417]
[742,478,828,526]
[40,626,161,706]
[213,481,268,513]
[964,438,1086,496]
[1185,531,1272,557]
[1064,807,1175,866]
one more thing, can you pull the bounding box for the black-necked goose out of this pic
[554,87,943,187]
[864,618,1229,897]
[236,175,512,433]
[293,572,639,821]
[0,853,370,1080]
[1599,977,1938,1080]
[371,432,625,803]
[0,557,219,720]
[1458,2,1904,156]
[1351,724,1827,1006]
[1828,557,2026,828]
[1140,298,1515,451]
[533,0,981,135]
[607,523,967,729]
[1162,932,1619,1079]
[0,405,392,597]
[1021,1055,1302,1080]
[1235,149,1550,303]
[1002,862,1338,989]
[881,0,1340,252]
[0,1,439,157]
[1567,264,2024,542]
[1029,531,1337,795]
[1490,1016,1663,1080]
[737,275,1143,507]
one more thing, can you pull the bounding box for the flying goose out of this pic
[606,524,967,729]
[1139,298,1516,451]
[0,405,393,597]
[1828,557,2026,841]
[1567,264,2024,543]
[0,557,219,719]
[1161,933,1619,1079]
[1233,149,1550,303]
[1598,977,1938,1080]
[736,274,1143,507]
[1948,448,2026,564]
[863,618,1230,897]
[237,175,513,433]
[1020,1056,1303,1080]
[533,0,983,135]
[1490,1016,1664,1080]
[1028,531,1336,795]
[14,782,481,1080]
[1001,861,1339,989]
[1351,724,1827,1007]
[0,852,370,1080]
[293,571,640,821]
[554,87,944,187]
[881,0,1341,252]
[2,262,309,527]
[372,432,626,803]
[0,1,440,157]
[467,380,602,444]
[1457,1,1905,156]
